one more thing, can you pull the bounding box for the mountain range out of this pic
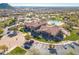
[0,3,13,9]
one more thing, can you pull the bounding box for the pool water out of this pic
[47,20,63,26]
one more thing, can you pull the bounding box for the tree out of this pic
[9,27,18,31]
[0,45,8,52]
[49,44,55,49]
[0,34,3,39]
[6,19,16,26]
[18,22,24,28]
[24,34,32,40]
[0,28,4,34]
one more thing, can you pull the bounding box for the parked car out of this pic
[63,45,68,49]
[23,40,34,49]
[68,44,75,49]
[8,31,17,37]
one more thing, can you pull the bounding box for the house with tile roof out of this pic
[24,20,69,41]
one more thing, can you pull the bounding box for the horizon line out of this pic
[8,3,79,7]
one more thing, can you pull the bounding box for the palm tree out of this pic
[49,44,55,49]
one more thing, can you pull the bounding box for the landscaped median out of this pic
[7,47,26,55]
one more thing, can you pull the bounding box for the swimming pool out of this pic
[47,20,63,26]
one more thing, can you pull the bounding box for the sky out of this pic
[9,3,79,7]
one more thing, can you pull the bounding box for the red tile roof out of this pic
[37,25,61,35]
[25,20,46,28]
[25,20,62,35]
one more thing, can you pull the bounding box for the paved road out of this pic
[27,40,79,55]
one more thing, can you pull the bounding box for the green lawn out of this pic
[19,28,26,33]
[34,36,61,43]
[7,47,26,55]
[0,18,16,28]
[65,31,79,41]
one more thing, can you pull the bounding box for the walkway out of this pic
[0,32,26,54]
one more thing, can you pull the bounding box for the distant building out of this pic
[0,17,9,21]
[14,15,26,22]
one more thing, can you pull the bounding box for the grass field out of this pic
[65,30,79,41]
[34,36,61,43]
[7,47,26,55]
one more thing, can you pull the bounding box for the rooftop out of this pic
[37,25,61,35]
[25,20,62,35]
[25,20,47,28]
